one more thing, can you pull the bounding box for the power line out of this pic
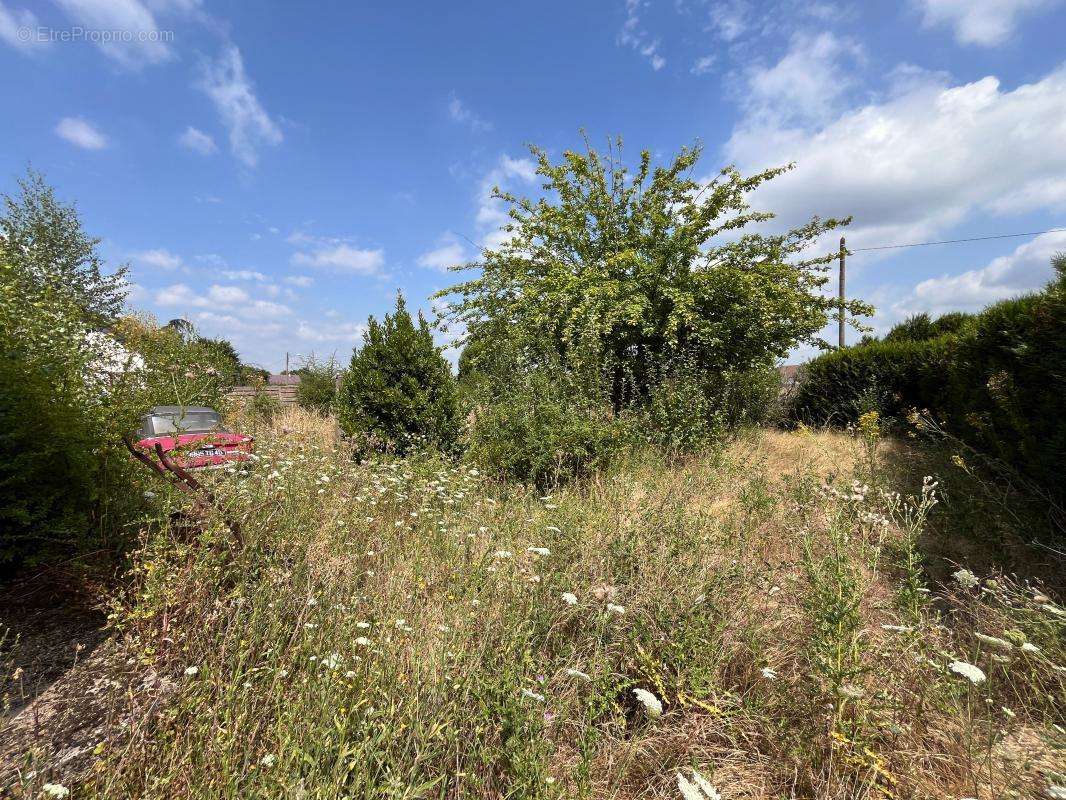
[850,227,1066,252]
[453,226,1066,259]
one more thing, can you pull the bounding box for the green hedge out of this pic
[790,259,1066,497]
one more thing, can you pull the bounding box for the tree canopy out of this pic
[1,168,127,325]
[438,138,871,404]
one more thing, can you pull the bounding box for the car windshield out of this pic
[149,411,223,435]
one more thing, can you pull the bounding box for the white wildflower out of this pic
[565,668,591,681]
[949,660,986,684]
[561,592,578,605]
[606,603,626,615]
[632,687,662,718]
[41,784,69,799]
[952,568,979,589]
[690,772,721,800]
[356,621,371,629]
[527,547,551,557]
[975,633,1013,651]
[355,637,371,647]
[321,652,341,670]
[184,665,199,677]
[521,688,546,702]
[760,667,777,680]
[677,770,720,800]
[260,753,277,767]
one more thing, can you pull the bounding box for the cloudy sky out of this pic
[2,0,1064,368]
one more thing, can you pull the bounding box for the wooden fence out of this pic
[227,385,299,406]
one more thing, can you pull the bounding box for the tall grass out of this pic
[45,409,1064,799]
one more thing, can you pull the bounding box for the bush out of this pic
[336,294,458,454]
[295,357,341,413]
[465,367,628,487]
[642,361,780,455]
[250,388,282,422]
[790,257,1066,497]
[881,311,975,344]
[883,313,937,343]
[789,337,953,425]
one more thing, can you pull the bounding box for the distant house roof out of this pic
[268,373,302,386]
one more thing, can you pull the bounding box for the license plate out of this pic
[196,448,226,457]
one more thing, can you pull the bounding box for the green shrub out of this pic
[465,367,628,487]
[789,337,953,425]
[790,257,1066,498]
[295,357,341,413]
[883,313,938,343]
[642,362,779,454]
[336,294,458,454]
[250,388,282,422]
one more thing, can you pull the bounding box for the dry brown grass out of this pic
[9,408,1060,800]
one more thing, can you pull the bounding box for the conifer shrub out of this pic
[336,294,458,454]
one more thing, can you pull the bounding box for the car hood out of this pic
[136,432,249,450]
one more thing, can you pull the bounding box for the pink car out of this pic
[135,406,253,469]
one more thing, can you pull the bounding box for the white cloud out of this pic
[291,243,385,275]
[178,125,217,155]
[199,45,282,167]
[417,233,468,272]
[207,284,249,304]
[154,282,290,316]
[708,0,750,41]
[0,3,47,52]
[284,275,313,287]
[618,0,665,71]
[133,248,182,270]
[742,32,864,127]
[894,230,1066,317]
[55,116,108,150]
[220,269,269,282]
[293,319,366,344]
[691,55,716,75]
[54,0,172,68]
[987,177,1066,215]
[474,154,539,248]
[447,93,492,132]
[725,65,1066,251]
[913,0,1059,46]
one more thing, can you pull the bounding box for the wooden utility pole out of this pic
[838,236,846,349]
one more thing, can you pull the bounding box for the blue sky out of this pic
[2,0,1065,369]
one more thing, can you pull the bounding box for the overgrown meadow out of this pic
[64,407,1064,800]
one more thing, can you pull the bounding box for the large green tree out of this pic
[437,138,871,405]
[2,168,128,324]
[336,294,458,453]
